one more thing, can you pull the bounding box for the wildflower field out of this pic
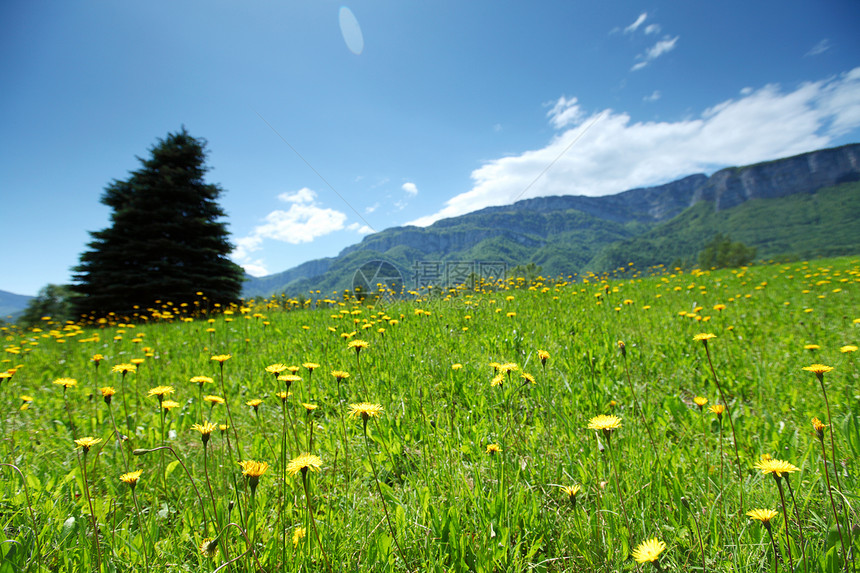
[1,257,858,572]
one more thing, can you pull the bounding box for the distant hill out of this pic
[0,290,33,320]
[243,143,860,297]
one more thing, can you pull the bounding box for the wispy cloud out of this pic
[624,13,648,34]
[407,68,860,227]
[402,182,418,196]
[232,188,368,275]
[806,39,831,57]
[547,96,584,129]
[632,36,679,71]
[644,90,662,102]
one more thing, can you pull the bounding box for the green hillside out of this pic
[588,182,860,271]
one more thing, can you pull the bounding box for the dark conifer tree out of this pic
[72,128,244,318]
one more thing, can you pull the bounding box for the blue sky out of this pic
[2,1,859,296]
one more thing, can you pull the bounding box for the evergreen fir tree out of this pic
[72,128,244,318]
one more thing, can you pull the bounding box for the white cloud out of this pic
[231,187,367,273]
[624,13,647,34]
[806,39,831,57]
[402,182,418,196]
[644,24,661,35]
[365,202,380,213]
[632,35,679,71]
[347,222,374,234]
[242,260,269,277]
[407,68,860,227]
[547,96,584,129]
[644,90,662,102]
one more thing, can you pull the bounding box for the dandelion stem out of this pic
[301,472,332,573]
[363,424,410,569]
[129,486,151,573]
[766,525,781,573]
[80,451,103,572]
[818,433,848,571]
[817,377,854,572]
[106,404,129,472]
[605,436,631,542]
[774,477,795,571]
[621,350,657,457]
[784,476,808,573]
[703,343,744,512]
[203,444,231,567]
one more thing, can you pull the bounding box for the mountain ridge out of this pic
[243,143,860,297]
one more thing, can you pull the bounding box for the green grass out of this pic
[1,257,858,572]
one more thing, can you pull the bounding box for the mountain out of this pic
[0,290,33,320]
[243,143,860,297]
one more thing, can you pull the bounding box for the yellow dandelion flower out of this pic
[348,339,369,352]
[53,377,78,389]
[161,400,180,411]
[802,363,833,376]
[499,362,519,374]
[265,363,289,376]
[538,349,550,365]
[693,396,708,408]
[348,402,384,421]
[754,458,799,478]
[99,386,116,405]
[91,354,105,364]
[190,376,213,386]
[747,508,779,527]
[631,537,666,563]
[211,354,232,364]
[147,385,174,398]
[693,333,716,343]
[191,421,218,445]
[111,363,137,375]
[709,404,725,417]
[486,443,502,455]
[238,460,269,478]
[840,345,857,353]
[199,537,218,557]
[560,484,581,502]
[587,414,622,432]
[811,417,827,440]
[804,344,820,351]
[287,453,323,476]
[302,403,318,413]
[246,398,263,408]
[331,370,350,381]
[521,372,536,384]
[451,363,463,370]
[120,470,142,489]
[278,374,302,387]
[292,527,307,547]
[204,395,225,405]
[74,436,102,453]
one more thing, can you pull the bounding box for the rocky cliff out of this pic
[693,144,860,210]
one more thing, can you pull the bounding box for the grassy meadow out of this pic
[1,257,858,572]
